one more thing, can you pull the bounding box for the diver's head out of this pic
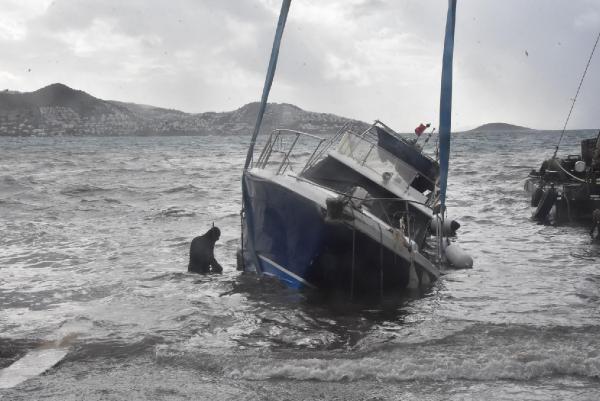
[207,226,221,241]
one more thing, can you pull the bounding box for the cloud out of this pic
[0,0,598,130]
[0,0,53,40]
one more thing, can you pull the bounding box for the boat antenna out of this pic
[243,0,292,171]
[437,0,457,211]
[552,30,600,159]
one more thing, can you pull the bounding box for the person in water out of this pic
[188,226,223,274]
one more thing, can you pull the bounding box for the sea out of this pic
[1,130,599,400]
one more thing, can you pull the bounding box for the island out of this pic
[467,122,535,133]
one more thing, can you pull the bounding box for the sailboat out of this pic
[238,0,471,297]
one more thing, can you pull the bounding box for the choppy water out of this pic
[1,131,599,400]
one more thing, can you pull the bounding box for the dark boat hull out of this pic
[241,171,427,297]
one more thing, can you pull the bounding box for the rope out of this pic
[565,192,572,222]
[553,30,600,158]
[422,128,436,150]
[350,207,356,299]
[378,222,384,299]
[554,161,586,183]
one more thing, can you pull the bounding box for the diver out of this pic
[188,226,223,274]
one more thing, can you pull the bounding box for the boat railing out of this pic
[363,120,439,166]
[300,122,360,172]
[255,129,327,175]
[254,123,437,192]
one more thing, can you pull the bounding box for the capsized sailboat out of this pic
[238,0,471,297]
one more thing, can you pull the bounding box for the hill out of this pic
[0,84,366,137]
[467,122,535,133]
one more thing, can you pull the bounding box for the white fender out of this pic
[524,179,536,193]
[444,243,473,269]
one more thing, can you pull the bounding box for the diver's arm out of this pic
[210,256,223,274]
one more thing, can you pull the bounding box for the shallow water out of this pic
[1,131,599,400]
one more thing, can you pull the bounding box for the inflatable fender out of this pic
[444,243,473,269]
[524,179,537,193]
[533,188,557,221]
[531,186,544,207]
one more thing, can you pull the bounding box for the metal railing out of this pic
[252,122,438,195]
[254,129,326,175]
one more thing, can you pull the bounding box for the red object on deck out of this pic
[415,123,429,136]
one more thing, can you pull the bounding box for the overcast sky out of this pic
[1,0,599,130]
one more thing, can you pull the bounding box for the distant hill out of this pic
[0,83,367,137]
[467,122,535,133]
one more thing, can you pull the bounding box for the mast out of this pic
[438,0,457,211]
[241,0,292,275]
[243,0,292,171]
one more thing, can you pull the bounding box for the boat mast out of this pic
[438,0,457,211]
[243,0,292,171]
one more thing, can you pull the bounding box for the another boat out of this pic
[238,0,470,297]
[526,131,600,225]
[525,30,600,232]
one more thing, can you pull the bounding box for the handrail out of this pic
[252,123,439,192]
[276,132,301,175]
[302,122,354,172]
[253,128,326,174]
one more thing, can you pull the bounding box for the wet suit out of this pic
[188,227,223,274]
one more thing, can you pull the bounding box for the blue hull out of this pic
[241,171,415,296]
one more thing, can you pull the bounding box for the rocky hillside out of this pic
[0,83,366,137]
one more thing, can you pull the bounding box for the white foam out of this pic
[225,351,600,382]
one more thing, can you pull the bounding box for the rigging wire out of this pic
[553,30,600,159]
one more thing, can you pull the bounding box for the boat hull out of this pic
[241,171,432,296]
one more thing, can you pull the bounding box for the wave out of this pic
[65,336,163,362]
[162,184,202,194]
[225,323,600,382]
[152,323,600,383]
[59,184,108,196]
[225,351,600,382]
[152,207,196,218]
[1,175,19,185]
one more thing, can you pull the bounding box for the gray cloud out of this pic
[0,0,598,130]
